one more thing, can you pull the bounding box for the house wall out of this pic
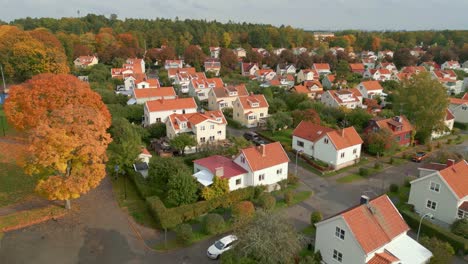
[252,162,288,190]
[193,121,226,144]
[449,104,468,123]
[314,135,339,167]
[322,78,332,89]
[408,174,460,224]
[431,119,454,139]
[136,95,176,105]
[315,217,366,264]
[292,136,315,157]
[233,99,268,128]
[336,144,361,169]
[228,174,249,191]
[321,92,339,108]
[144,106,197,126]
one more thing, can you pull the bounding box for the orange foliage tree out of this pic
[4,74,111,209]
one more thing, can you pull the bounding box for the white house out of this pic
[188,77,224,101]
[292,121,363,170]
[241,63,259,77]
[233,94,269,128]
[193,142,289,191]
[168,67,196,80]
[164,60,184,70]
[74,55,98,68]
[431,109,455,139]
[321,89,363,109]
[432,70,463,94]
[124,74,160,91]
[204,59,221,76]
[233,48,246,58]
[315,195,432,264]
[166,110,227,152]
[209,47,221,59]
[363,69,392,82]
[357,80,385,99]
[448,96,468,123]
[441,60,461,70]
[255,69,277,82]
[208,84,249,110]
[377,50,394,59]
[276,64,297,76]
[408,160,468,224]
[376,62,397,73]
[290,81,323,100]
[174,70,206,94]
[312,63,331,75]
[133,148,153,178]
[130,87,177,105]
[362,58,376,70]
[143,97,197,126]
[297,69,319,83]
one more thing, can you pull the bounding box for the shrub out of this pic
[175,223,193,244]
[404,178,411,187]
[359,168,370,177]
[253,185,266,200]
[389,157,394,164]
[451,219,468,239]
[203,213,225,235]
[389,184,399,193]
[284,191,293,205]
[287,173,300,185]
[232,201,255,222]
[310,211,322,225]
[447,138,453,145]
[259,193,276,211]
[436,141,442,148]
[374,162,383,170]
[402,153,410,159]
[278,179,288,190]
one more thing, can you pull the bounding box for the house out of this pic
[273,48,287,56]
[432,109,455,140]
[208,84,249,110]
[313,32,334,41]
[291,81,323,99]
[166,110,227,151]
[143,97,198,126]
[349,63,366,75]
[193,142,289,191]
[164,60,184,70]
[74,55,98,68]
[252,48,269,57]
[209,47,221,59]
[364,116,413,146]
[292,47,307,55]
[432,70,463,94]
[130,87,177,105]
[204,59,221,76]
[321,89,363,109]
[269,74,295,89]
[233,47,246,58]
[241,63,259,77]
[111,58,145,79]
[363,69,392,82]
[462,61,468,72]
[377,50,394,59]
[401,66,426,75]
[312,63,331,75]
[255,69,276,82]
[315,195,432,264]
[420,61,440,72]
[329,46,345,56]
[362,58,376,70]
[448,96,468,123]
[441,60,461,70]
[322,74,347,90]
[174,70,206,94]
[276,64,297,76]
[408,160,468,225]
[292,122,363,169]
[376,62,397,73]
[360,50,376,59]
[168,67,196,80]
[233,94,269,128]
[133,148,153,178]
[188,77,224,101]
[123,74,161,90]
[357,80,385,99]
[297,69,319,83]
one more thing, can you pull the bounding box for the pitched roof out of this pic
[240,142,289,171]
[327,90,361,104]
[326,74,336,82]
[374,116,413,135]
[304,80,323,89]
[446,108,455,121]
[293,121,362,150]
[292,85,311,94]
[313,63,331,70]
[367,251,400,264]
[462,93,468,100]
[168,110,226,130]
[212,84,249,98]
[449,97,468,105]
[438,160,468,199]
[361,80,383,91]
[146,97,197,112]
[341,195,410,254]
[459,201,468,211]
[237,94,269,110]
[167,67,196,77]
[293,121,334,142]
[194,155,247,179]
[350,63,366,71]
[133,87,176,99]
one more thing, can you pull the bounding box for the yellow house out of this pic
[208,84,249,110]
[233,94,269,128]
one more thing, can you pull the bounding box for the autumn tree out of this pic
[184,45,206,71]
[393,48,418,69]
[201,176,229,200]
[219,48,238,73]
[364,128,395,156]
[4,74,111,209]
[392,72,449,143]
[291,109,321,127]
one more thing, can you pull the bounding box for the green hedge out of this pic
[225,116,243,129]
[400,210,468,254]
[147,187,255,229]
[454,122,467,131]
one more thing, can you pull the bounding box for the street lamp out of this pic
[417,212,433,241]
[295,150,303,177]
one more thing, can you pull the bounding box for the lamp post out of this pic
[295,150,303,177]
[417,213,433,241]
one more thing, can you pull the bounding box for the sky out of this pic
[2,0,468,31]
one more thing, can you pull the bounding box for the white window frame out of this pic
[236,179,241,185]
[332,249,343,262]
[335,227,345,240]
[276,168,282,175]
[426,199,437,211]
[297,140,304,147]
[430,182,440,193]
[258,174,265,181]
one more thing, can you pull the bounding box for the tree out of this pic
[291,109,321,127]
[232,201,255,223]
[451,218,468,239]
[347,109,372,132]
[393,48,418,69]
[147,157,191,195]
[201,176,229,200]
[364,128,395,156]
[266,98,287,114]
[203,213,225,235]
[220,48,238,73]
[107,118,142,174]
[335,60,350,80]
[169,133,197,155]
[419,237,454,264]
[231,211,304,264]
[166,172,199,207]
[184,45,206,70]
[146,123,167,140]
[392,72,449,143]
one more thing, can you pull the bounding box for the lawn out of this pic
[336,173,367,183]
[275,191,313,209]
[0,205,66,232]
[259,129,293,147]
[110,175,157,229]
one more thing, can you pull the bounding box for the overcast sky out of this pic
[2,0,468,31]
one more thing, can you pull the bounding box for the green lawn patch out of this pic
[0,205,66,232]
[259,129,293,147]
[275,191,313,210]
[322,158,369,177]
[336,173,367,183]
[301,225,316,236]
[296,158,323,176]
[111,175,158,229]
[0,163,41,208]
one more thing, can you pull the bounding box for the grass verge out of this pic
[258,129,293,147]
[336,173,367,183]
[275,191,313,209]
[0,205,66,232]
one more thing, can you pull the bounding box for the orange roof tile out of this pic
[327,74,336,82]
[133,87,176,99]
[327,127,363,150]
[293,121,334,142]
[304,80,323,89]
[375,116,413,136]
[238,94,269,110]
[240,142,289,171]
[367,251,399,264]
[213,84,248,98]
[168,67,196,77]
[313,63,331,70]
[146,98,197,112]
[462,93,468,100]
[361,80,383,91]
[168,110,226,130]
[350,63,365,71]
[342,195,410,254]
[446,109,455,121]
[438,160,468,199]
[292,85,311,94]
[449,97,468,105]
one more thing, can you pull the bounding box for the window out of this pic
[462,106,467,110]
[333,249,343,262]
[258,174,265,181]
[335,227,345,240]
[297,141,304,147]
[395,136,401,142]
[458,209,467,219]
[236,179,241,185]
[182,110,186,114]
[340,152,345,158]
[200,137,206,143]
[217,131,222,135]
[248,115,256,120]
[156,118,162,123]
[209,136,215,141]
[426,200,437,210]
[353,149,357,154]
[277,169,282,175]
[210,125,215,129]
[324,138,329,144]
[430,182,440,192]
[180,122,187,128]
[241,156,245,163]
[260,113,264,117]
[200,126,206,131]
[405,133,411,139]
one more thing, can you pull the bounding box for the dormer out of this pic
[388,116,403,131]
[248,99,260,108]
[175,117,188,129]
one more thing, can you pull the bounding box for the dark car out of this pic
[252,138,267,146]
[412,152,429,162]
[243,131,260,141]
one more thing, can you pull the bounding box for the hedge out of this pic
[454,122,467,131]
[400,209,468,254]
[147,187,255,229]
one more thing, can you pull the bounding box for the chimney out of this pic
[360,195,369,205]
[341,128,345,137]
[446,159,455,167]
[258,144,266,157]
[215,167,224,177]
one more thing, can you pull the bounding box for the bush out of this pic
[374,162,383,170]
[310,211,322,225]
[253,185,266,200]
[203,213,225,235]
[389,157,394,164]
[175,223,193,244]
[287,173,300,185]
[259,193,276,210]
[284,191,293,205]
[232,201,255,222]
[404,178,411,187]
[389,184,399,193]
[451,219,468,239]
[359,168,370,177]
[447,138,453,145]
[278,179,288,190]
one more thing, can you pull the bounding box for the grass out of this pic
[301,225,316,236]
[0,205,66,232]
[388,157,408,166]
[336,173,367,183]
[296,158,323,176]
[275,191,313,210]
[322,158,370,177]
[0,163,41,207]
[259,129,293,147]
[110,175,157,229]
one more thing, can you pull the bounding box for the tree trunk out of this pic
[65,199,71,210]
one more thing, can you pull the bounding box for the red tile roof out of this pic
[213,84,248,98]
[341,195,410,254]
[304,80,323,89]
[292,85,310,94]
[146,98,197,112]
[168,110,226,130]
[446,109,455,121]
[459,201,468,211]
[293,121,362,150]
[374,116,413,136]
[367,251,399,264]
[293,121,334,142]
[133,87,176,99]
[241,142,289,171]
[361,80,384,91]
[238,94,269,110]
[438,160,468,199]
[449,97,468,105]
[168,67,196,77]
[350,63,365,71]
[194,155,247,179]
[313,63,331,71]
[327,90,361,104]
[462,93,468,100]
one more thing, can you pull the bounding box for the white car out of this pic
[206,235,238,259]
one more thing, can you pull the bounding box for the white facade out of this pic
[431,117,454,139]
[449,102,468,123]
[357,83,384,99]
[143,105,197,126]
[166,118,226,145]
[321,91,362,109]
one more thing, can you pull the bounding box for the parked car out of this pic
[412,151,429,162]
[243,131,260,141]
[253,137,267,146]
[207,235,238,259]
